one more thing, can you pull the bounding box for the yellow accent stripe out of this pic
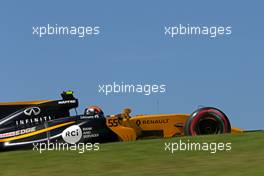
[0,100,52,106]
[0,121,75,142]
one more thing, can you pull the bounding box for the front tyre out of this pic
[184,107,231,136]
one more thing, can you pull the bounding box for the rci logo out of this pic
[62,125,82,144]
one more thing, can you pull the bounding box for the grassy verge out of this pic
[0,131,263,176]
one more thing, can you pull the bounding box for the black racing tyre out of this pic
[184,107,231,136]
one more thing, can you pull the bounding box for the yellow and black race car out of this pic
[0,91,242,150]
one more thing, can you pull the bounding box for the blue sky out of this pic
[0,1,263,130]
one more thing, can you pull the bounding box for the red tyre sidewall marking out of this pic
[189,109,228,135]
[209,109,229,132]
[190,110,207,135]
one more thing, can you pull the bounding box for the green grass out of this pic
[0,131,263,176]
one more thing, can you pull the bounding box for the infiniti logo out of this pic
[24,107,41,116]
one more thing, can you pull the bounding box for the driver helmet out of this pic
[84,106,104,117]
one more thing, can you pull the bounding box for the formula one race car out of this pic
[0,91,242,150]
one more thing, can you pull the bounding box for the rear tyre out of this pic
[184,107,231,136]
